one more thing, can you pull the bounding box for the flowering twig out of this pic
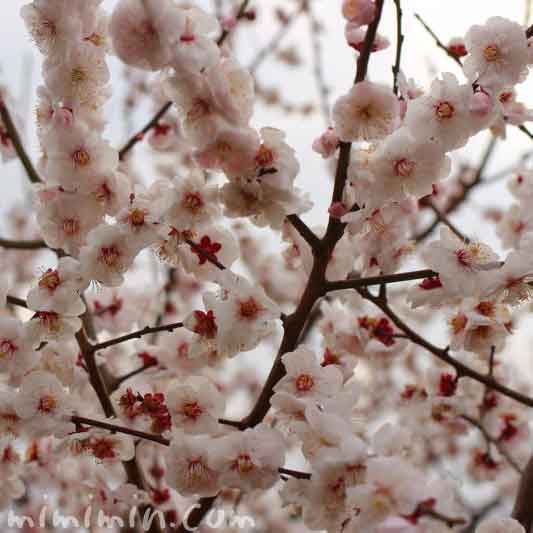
[392,0,404,96]
[111,362,159,391]
[216,0,251,45]
[0,100,42,184]
[513,455,533,531]
[247,3,304,75]
[325,268,437,293]
[415,135,497,242]
[461,414,523,474]
[286,214,321,251]
[414,13,463,67]
[307,0,331,123]
[358,286,533,409]
[0,237,47,250]
[427,201,468,242]
[71,415,313,479]
[90,321,184,353]
[6,295,28,309]
[118,0,252,161]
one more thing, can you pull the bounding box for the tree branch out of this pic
[325,269,437,293]
[0,100,42,184]
[414,13,463,66]
[91,321,184,353]
[0,237,47,250]
[392,0,404,96]
[461,414,523,474]
[358,287,533,409]
[286,214,321,252]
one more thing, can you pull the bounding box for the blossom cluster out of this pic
[2,0,533,532]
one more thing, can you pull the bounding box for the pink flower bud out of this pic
[470,90,493,116]
[312,128,340,159]
[221,16,237,31]
[342,0,376,26]
[329,202,348,219]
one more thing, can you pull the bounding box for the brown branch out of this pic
[427,202,468,242]
[413,13,463,66]
[0,100,42,184]
[216,0,251,46]
[91,321,184,353]
[325,269,437,293]
[513,454,533,531]
[111,362,158,391]
[6,295,28,309]
[392,0,404,96]
[118,0,251,161]
[415,136,497,242]
[461,414,523,474]
[118,102,173,161]
[358,287,533,409]
[286,214,321,252]
[174,3,386,529]
[0,237,47,250]
[248,3,303,75]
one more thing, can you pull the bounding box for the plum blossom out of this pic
[463,17,529,90]
[14,371,73,437]
[164,431,219,496]
[210,424,285,490]
[332,81,399,142]
[273,346,343,402]
[27,257,87,316]
[166,375,224,434]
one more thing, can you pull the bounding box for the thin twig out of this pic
[91,321,184,353]
[428,202,468,242]
[415,136,497,242]
[461,414,523,474]
[6,295,28,309]
[0,237,47,250]
[358,287,533,409]
[392,0,404,96]
[118,0,251,161]
[0,100,42,184]
[325,269,437,293]
[286,214,321,252]
[414,13,463,67]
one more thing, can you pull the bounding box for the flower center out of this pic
[238,298,261,320]
[100,245,121,267]
[128,207,146,227]
[192,310,218,338]
[393,158,416,178]
[63,218,80,236]
[38,269,61,291]
[0,339,17,359]
[435,101,455,120]
[255,145,274,168]
[72,148,90,167]
[38,394,57,413]
[483,44,501,62]
[182,401,203,420]
[37,311,61,332]
[450,313,468,334]
[188,99,210,122]
[90,439,116,460]
[183,192,204,213]
[235,454,255,473]
[295,373,314,392]
[71,67,87,83]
